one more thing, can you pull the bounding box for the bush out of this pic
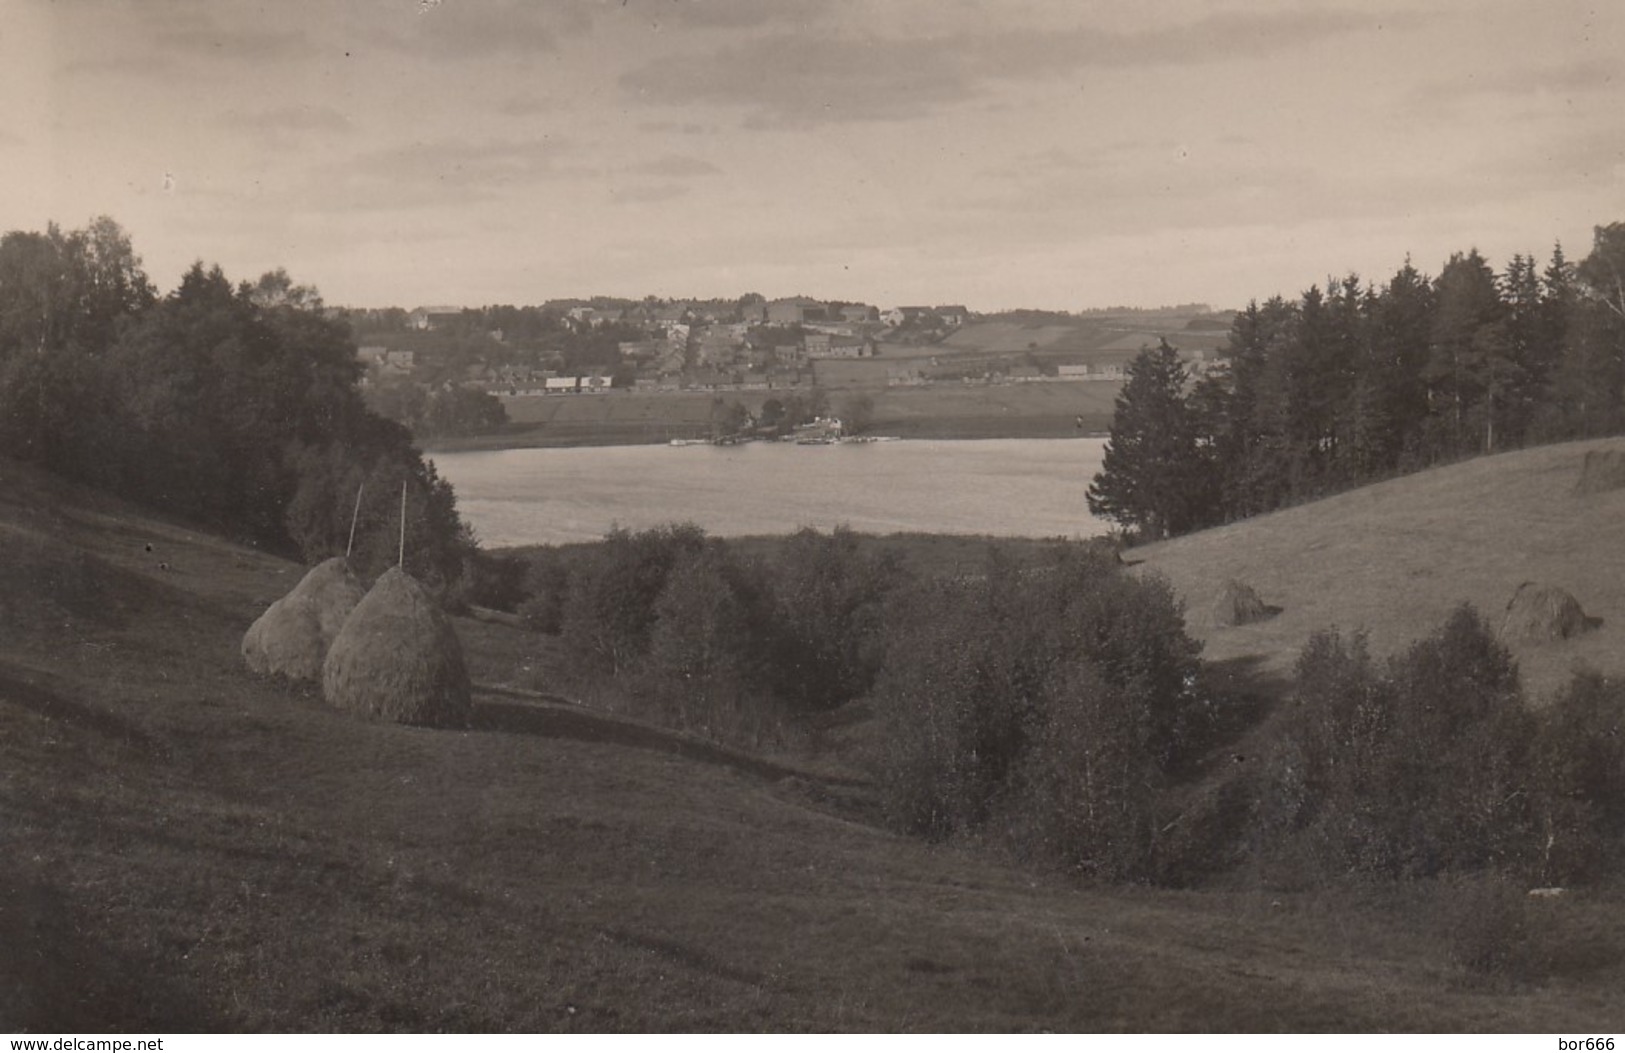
[635,545,776,743]
[1529,672,1625,883]
[516,548,569,634]
[558,524,709,675]
[871,548,1204,878]
[1260,606,1539,881]
[458,550,529,613]
[761,527,904,715]
[872,577,1033,839]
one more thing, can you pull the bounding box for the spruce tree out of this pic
[1087,340,1207,540]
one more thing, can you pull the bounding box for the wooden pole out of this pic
[346,483,364,559]
[398,479,407,567]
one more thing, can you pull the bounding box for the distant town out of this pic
[342,295,1233,404]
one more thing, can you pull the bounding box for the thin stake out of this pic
[398,479,407,567]
[346,482,364,559]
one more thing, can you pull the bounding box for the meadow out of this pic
[1134,436,1625,701]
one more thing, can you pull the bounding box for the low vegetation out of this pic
[504,515,1625,903]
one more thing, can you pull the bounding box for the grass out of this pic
[1131,437,1625,701]
[3,457,1624,1031]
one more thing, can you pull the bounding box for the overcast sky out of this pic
[4,0,1620,311]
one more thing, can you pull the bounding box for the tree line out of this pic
[0,217,480,592]
[514,524,1625,895]
[1090,222,1625,539]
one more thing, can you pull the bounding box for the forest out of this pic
[0,218,481,593]
[1089,223,1625,539]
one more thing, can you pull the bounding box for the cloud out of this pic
[1417,57,1617,105]
[628,154,721,178]
[610,184,691,203]
[217,106,353,134]
[295,136,588,213]
[151,25,309,62]
[621,9,1405,127]
[636,120,718,136]
[495,95,559,117]
[606,0,837,30]
[372,0,589,59]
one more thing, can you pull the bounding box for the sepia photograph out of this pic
[2,0,1624,1035]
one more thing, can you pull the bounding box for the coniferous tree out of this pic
[1087,340,1208,540]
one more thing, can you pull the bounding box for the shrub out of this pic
[873,577,1035,839]
[1529,672,1625,883]
[1006,659,1159,880]
[871,547,1204,878]
[457,549,529,613]
[1261,606,1539,881]
[636,545,776,743]
[516,548,569,634]
[761,527,905,715]
[558,523,708,675]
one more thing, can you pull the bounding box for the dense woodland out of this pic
[1089,223,1625,539]
[0,218,479,591]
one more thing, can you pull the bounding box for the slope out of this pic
[1132,437,1625,700]
[1,459,1621,1031]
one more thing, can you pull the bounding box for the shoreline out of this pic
[424,418,1115,454]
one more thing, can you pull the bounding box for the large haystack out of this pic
[1498,582,1598,644]
[242,557,366,681]
[1574,448,1625,495]
[321,566,470,727]
[1211,579,1272,627]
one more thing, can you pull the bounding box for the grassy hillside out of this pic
[1132,437,1625,700]
[3,459,1622,1031]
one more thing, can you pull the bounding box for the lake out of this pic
[431,437,1112,548]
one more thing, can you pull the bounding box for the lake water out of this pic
[431,437,1112,548]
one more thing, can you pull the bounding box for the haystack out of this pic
[1211,579,1271,627]
[241,557,366,681]
[321,566,470,727]
[1574,448,1625,495]
[1498,582,1598,644]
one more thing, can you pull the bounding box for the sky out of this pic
[3,0,1621,311]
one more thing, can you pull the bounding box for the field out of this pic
[432,312,1235,452]
[1132,437,1625,701]
[5,454,1625,1031]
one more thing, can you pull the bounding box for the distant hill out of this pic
[1133,437,1625,701]
[921,310,1234,365]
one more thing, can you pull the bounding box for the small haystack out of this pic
[321,566,470,727]
[1498,582,1599,644]
[242,557,366,681]
[1212,579,1272,627]
[1574,448,1625,495]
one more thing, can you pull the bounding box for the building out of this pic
[408,306,463,330]
[767,296,826,325]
